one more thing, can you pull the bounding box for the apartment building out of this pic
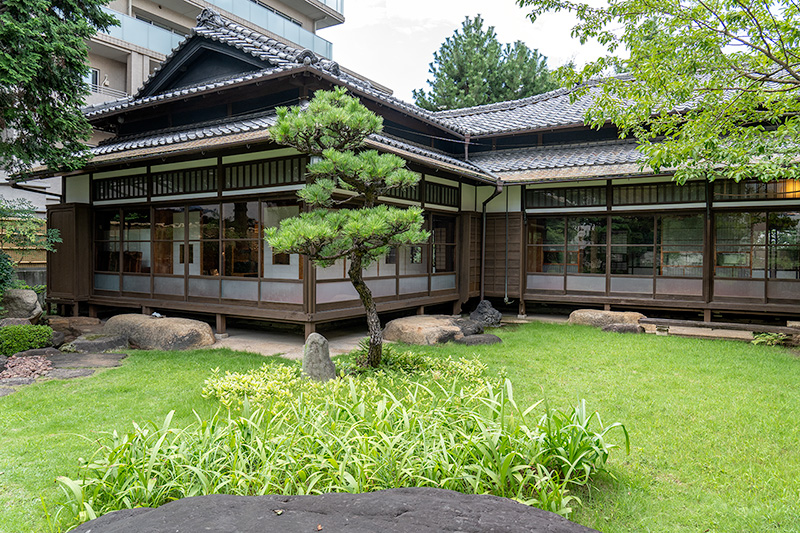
[86,0,344,106]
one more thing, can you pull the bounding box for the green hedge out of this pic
[0,325,53,356]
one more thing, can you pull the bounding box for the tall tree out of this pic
[413,15,556,111]
[0,0,116,177]
[519,0,800,183]
[266,88,428,367]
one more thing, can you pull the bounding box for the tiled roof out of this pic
[469,140,649,183]
[86,109,493,182]
[433,86,602,136]
[470,139,643,173]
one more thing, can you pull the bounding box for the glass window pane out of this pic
[263,203,301,280]
[769,212,800,245]
[154,207,185,240]
[432,244,455,273]
[95,241,119,272]
[154,241,183,274]
[769,246,800,279]
[528,246,565,273]
[223,201,259,239]
[715,246,766,278]
[658,247,703,277]
[659,214,704,246]
[610,245,654,275]
[432,215,456,244]
[122,242,151,273]
[611,216,654,245]
[122,208,150,241]
[716,212,767,245]
[567,217,607,245]
[95,210,121,240]
[400,245,427,275]
[567,245,606,273]
[528,218,565,245]
[223,241,259,277]
[186,241,219,276]
[189,205,220,239]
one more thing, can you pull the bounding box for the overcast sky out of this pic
[318,0,607,102]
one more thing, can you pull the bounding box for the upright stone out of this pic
[302,333,336,382]
[470,300,502,328]
[2,289,42,322]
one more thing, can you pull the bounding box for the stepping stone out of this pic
[46,368,96,380]
[0,387,16,397]
[46,352,127,369]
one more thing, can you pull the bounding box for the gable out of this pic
[139,37,267,98]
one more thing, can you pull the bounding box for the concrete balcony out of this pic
[100,7,185,56]
[209,0,334,57]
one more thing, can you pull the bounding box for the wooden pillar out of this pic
[88,304,98,318]
[416,305,425,315]
[141,306,151,315]
[72,303,80,317]
[518,299,526,318]
[304,321,316,338]
[704,309,712,322]
[604,303,611,311]
[452,300,462,315]
[216,314,227,334]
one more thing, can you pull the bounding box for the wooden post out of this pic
[142,306,151,315]
[304,321,316,338]
[518,299,527,319]
[452,300,462,315]
[88,305,98,318]
[216,314,227,334]
[72,303,80,317]
[704,309,712,322]
[416,305,425,315]
[604,304,611,311]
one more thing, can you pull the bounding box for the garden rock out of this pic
[103,314,215,350]
[453,317,484,336]
[568,309,646,328]
[1,289,42,322]
[12,347,62,358]
[470,300,503,328]
[47,317,103,342]
[454,333,503,345]
[602,323,644,334]
[0,318,31,327]
[302,333,336,382]
[71,488,599,533]
[69,334,129,354]
[383,315,465,345]
[50,330,66,348]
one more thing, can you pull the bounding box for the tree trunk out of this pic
[348,252,382,367]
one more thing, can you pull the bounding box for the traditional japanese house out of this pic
[29,10,800,332]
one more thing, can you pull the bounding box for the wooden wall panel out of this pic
[47,204,92,302]
[483,213,522,298]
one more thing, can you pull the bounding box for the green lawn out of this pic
[1,323,799,532]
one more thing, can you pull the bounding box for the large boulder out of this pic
[470,300,502,328]
[71,488,599,533]
[302,333,336,382]
[383,315,482,345]
[1,289,42,322]
[103,314,215,351]
[602,323,644,334]
[568,309,645,328]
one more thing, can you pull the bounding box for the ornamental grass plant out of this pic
[51,353,627,530]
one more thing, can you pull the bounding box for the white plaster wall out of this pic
[65,175,90,204]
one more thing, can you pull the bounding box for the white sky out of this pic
[318,0,608,102]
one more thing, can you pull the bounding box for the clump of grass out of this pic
[52,358,627,531]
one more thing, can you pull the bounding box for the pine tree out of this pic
[266,88,428,367]
[413,15,556,111]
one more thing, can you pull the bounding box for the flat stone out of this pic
[12,347,62,358]
[470,300,503,328]
[46,352,127,369]
[0,377,35,386]
[47,317,103,339]
[0,318,31,327]
[46,368,96,380]
[70,334,129,354]
[602,323,644,334]
[453,333,503,345]
[302,333,336,382]
[568,309,646,328]
[0,387,16,397]
[104,314,215,350]
[71,488,599,533]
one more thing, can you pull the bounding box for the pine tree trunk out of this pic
[348,252,382,367]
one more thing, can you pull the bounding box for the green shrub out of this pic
[752,332,789,346]
[0,324,53,356]
[53,361,628,530]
